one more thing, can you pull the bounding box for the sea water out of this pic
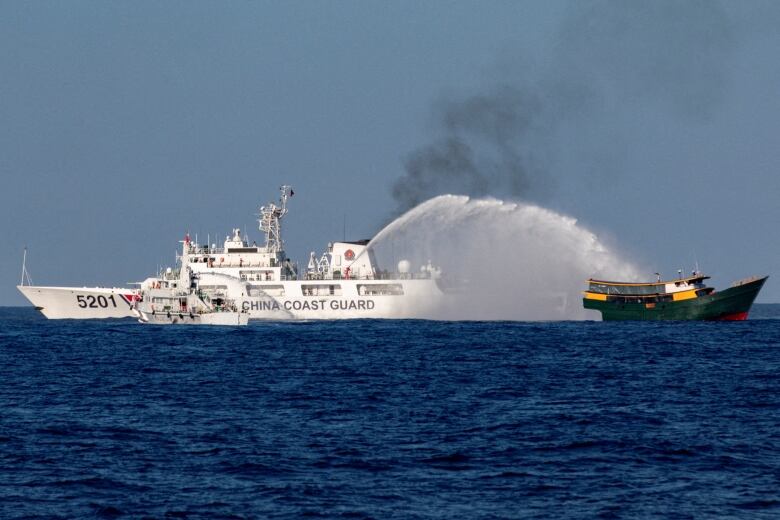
[1,307,780,519]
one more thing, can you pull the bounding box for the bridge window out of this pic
[249,285,285,297]
[301,284,342,296]
[357,284,404,296]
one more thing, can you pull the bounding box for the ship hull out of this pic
[136,310,249,326]
[17,286,138,319]
[583,277,767,321]
[18,278,444,321]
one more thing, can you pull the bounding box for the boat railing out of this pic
[187,246,226,255]
[598,293,675,303]
[300,271,437,281]
[373,271,437,280]
[731,276,763,287]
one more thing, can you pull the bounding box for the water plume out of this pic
[369,195,640,320]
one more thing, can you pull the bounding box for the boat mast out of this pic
[20,247,32,286]
[258,185,292,254]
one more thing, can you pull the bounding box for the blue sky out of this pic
[2,1,779,305]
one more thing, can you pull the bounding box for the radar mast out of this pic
[258,185,292,253]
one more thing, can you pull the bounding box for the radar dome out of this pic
[397,260,411,274]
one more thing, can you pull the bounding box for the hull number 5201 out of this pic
[76,295,117,308]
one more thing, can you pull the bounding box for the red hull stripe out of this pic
[120,294,140,307]
[715,312,749,321]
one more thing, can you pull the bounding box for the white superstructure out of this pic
[19,185,446,321]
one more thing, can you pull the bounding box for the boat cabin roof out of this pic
[587,274,710,287]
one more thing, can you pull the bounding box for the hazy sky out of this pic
[2,0,779,305]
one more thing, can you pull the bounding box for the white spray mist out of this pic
[368,195,640,320]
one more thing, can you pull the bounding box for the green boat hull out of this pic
[583,277,767,321]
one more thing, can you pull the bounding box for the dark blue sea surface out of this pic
[2,307,780,519]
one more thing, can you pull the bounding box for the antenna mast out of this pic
[258,185,292,253]
[20,247,33,286]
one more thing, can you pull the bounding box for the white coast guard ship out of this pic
[19,186,445,321]
[133,186,444,321]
